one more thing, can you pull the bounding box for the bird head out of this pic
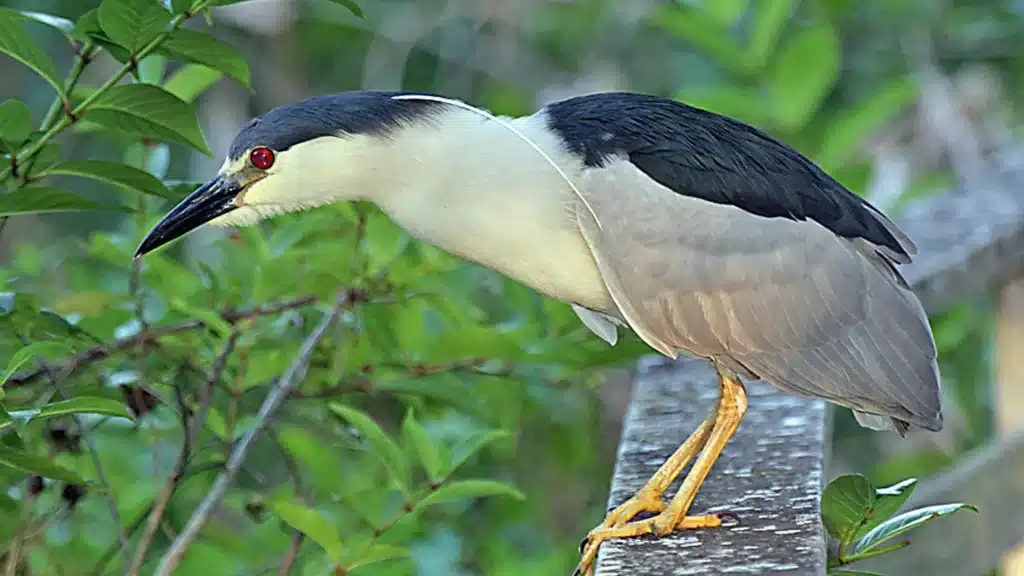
[134,91,448,257]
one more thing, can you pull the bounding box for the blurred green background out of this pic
[0,0,1020,574]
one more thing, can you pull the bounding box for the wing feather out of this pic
[574,161,942,431]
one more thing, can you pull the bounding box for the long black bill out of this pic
[134,176,241,258]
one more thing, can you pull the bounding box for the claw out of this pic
[718,511,741,527]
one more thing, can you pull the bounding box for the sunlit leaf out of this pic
[853,503,977,554]
[6,397,133,429]
[771,24,840,130]
[327,0,364,18]
[17,11,78,41]
[85,83,211,154]
[0,186,129,216]
[0,444,83,482]
[329,403,409,491]
[160,29,249,86]
[163,64,223,103]
[0,9,64,94]
[45,159,173,199]
[97,0,171,52]
[827,570,883,576]
[0,341,72,387]
[402,410,444,482]
[269,500,343,561]
[0,99,31,148]
[821,474,874,544]
[418,479,524,508]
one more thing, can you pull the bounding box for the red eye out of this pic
[250,147,274,170]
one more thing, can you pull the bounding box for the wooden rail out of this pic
[596,163,1024,575]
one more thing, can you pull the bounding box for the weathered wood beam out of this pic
[595,357,828,575]
[899,171,1024,313]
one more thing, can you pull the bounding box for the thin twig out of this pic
[4,296,317,388]
[3,480,37,576]
[128,336,235,576]
[153,291,351,576]
[277,531,304,576]
[19,336,132,571]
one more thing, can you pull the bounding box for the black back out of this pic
[227,91,447,160]
[544,92,908,258]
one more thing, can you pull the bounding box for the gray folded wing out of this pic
[575,161,942,432]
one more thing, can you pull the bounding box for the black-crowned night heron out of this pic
[135,91,943,575]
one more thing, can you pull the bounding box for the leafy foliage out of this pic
[822,474,977,572]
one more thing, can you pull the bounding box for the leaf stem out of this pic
[836,540,910,566]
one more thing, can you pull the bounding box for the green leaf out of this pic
[327,0,364,18]
[402,410,443,482]
[703,0,747,27]
[828,570,883,576]
[344,544,409,570]
[0,99,31,148]
[652,5,748,74]
[7,397,133,429]
[852,478,917,541]
[747,0,793,69]
[18,11,78,41]
[269,500,343,561]
[0,9,64,94]
[163,64,223,103]
[45,159,173,199]
[818,77,918,170]
[86,83,211,154]
[97,0,171,52]
[449,429,510,474]
[0,186,129,216]
[160,29,249,86]
[418,479,524,508]
[821,474,874,544]
[1,341,72,387]
[853,503,977,554]
[771,23,840,131]
[0,444,83,482]
[169,298,233,338]
[329,403,409,491]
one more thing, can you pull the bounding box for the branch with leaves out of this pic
[821,474,977,574]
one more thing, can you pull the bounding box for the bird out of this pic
[135,90,943,575]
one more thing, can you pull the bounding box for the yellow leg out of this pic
[575,371,748,576]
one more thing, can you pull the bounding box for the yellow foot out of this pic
[573,511,735,576]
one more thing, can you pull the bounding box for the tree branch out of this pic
[153,290,352,575]
[4,295,317,388]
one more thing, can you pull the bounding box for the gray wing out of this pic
[574,161,942,432]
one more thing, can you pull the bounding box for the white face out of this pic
[208,135,378,227]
